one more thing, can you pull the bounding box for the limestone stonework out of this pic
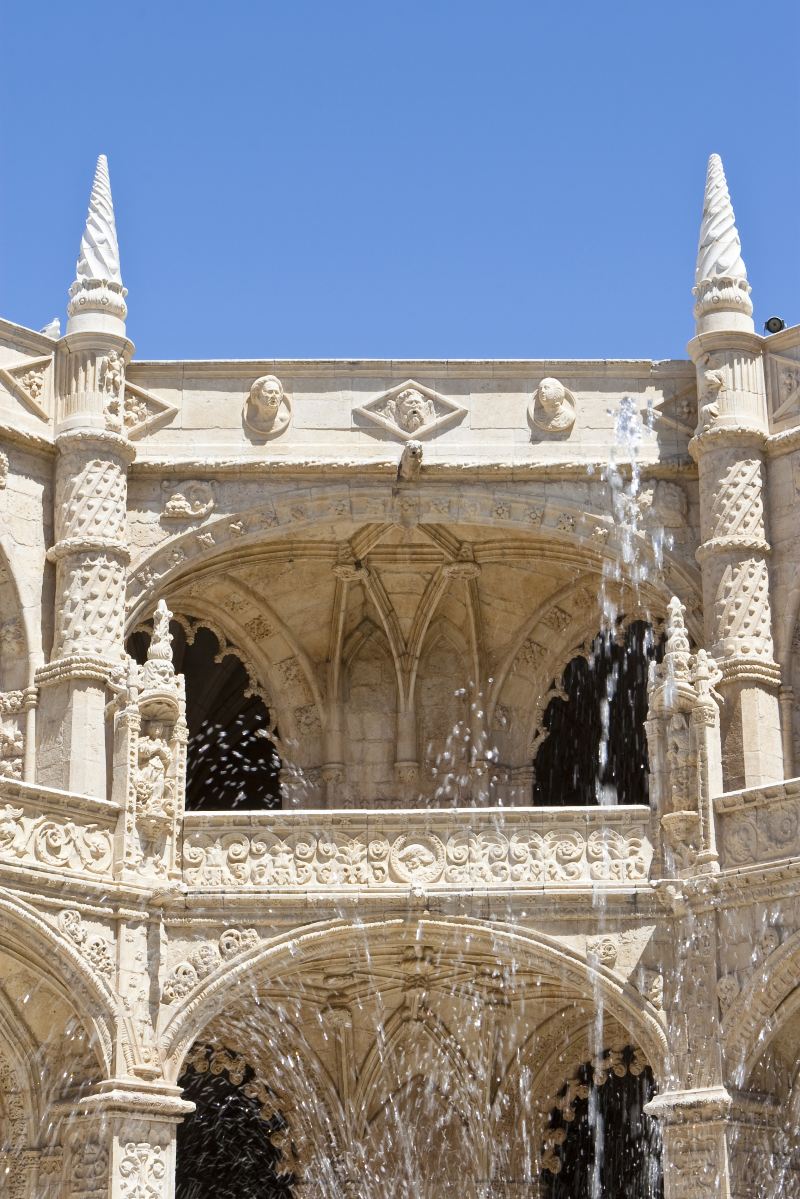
[0,152,799,1196]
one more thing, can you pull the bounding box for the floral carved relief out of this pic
[0,802,113,876]
[182,819,651,888]
[119,1141,167,1198]
[162,927,259,1003]
[58,909,115,979]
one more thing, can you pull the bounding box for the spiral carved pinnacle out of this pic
[694,154,748,285]
[74,154,123,286]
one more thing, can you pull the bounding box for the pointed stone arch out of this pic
[160,917,668,1097]
[0,889,118,1076]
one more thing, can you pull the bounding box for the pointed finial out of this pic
[664,596,692,679]
[66,154,128,336]
[692,154,753,333]
[149,600,173,662]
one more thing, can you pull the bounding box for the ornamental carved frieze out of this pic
[354,380,466,442]
[717,787,800,869]
[182,820,651,888]
[122,379,179,439]
[0,801,113,876]
[67,1136,109,1198]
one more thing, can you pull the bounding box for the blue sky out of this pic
[2,1,798,361]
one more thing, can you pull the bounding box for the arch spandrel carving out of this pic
[124,480,701,631]
[159,917,668,1098]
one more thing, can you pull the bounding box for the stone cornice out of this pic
[128,356,694,380]
[765,424,800,456]
[129,456,696,480]
[0,419,55,454]
[0,316,58,353]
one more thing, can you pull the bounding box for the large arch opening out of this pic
[128,620,282,811]
[541,1046,663,1199]
[533,620,663,806]
[176,1042,296,1199]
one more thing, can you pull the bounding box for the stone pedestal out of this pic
[62,1082,193,1199]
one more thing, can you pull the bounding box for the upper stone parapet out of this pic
[693,154,753,335]
[66,155,128,337]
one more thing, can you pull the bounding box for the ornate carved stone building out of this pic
[0,151,799,1196]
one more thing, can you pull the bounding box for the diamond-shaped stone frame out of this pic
[353,379,467,442]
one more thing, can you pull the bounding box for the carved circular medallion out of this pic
[529,377,577,435]
[243,374,292,439]
[389,833,445,884]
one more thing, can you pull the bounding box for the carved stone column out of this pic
[649,882,735,1199]
[61,1082,193,1199]
[688,155,783,790]
[36,423,134,798]
[35,154,135,799]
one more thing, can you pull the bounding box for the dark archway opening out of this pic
[533,620,663,807]
[176,1043,295,1199]
[543,1048,663,1199]
[128,621,281,811]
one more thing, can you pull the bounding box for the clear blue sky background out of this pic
[2,1,798,361]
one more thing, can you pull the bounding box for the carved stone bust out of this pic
[244,374,292,438]
[386,387,436,435]
[529,377,577,435]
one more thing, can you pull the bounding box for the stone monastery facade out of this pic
[0,153,799,1197]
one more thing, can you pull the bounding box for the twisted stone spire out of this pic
[695,154,748,285]
[67,154,128,335]
[75,154,123,285]
[693,154,752,333]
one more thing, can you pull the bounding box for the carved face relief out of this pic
[392,388,435,434]
[244,374,292,438]
[355,379,466,442]
[530,377,577,435]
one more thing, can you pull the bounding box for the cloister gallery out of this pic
[0,152,799,1196]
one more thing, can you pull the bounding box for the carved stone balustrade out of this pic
[715,777,800,870]
[0,778,117,881]
[182,805,656,892]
